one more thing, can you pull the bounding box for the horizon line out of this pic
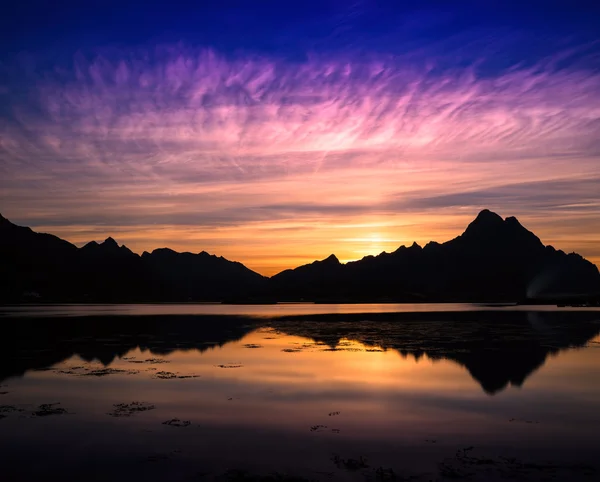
[3,209,597,277]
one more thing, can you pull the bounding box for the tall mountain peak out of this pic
[459,209,544,252]
[467,209,504,230]
[322,254,340,264]
[103,237,119,248]
[462,209,508,238]
[1,211,598,303]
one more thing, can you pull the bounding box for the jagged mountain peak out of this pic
[393,242,422,254]
[104,237,119,248]
[476,208,503,221]
[463,209,505,234]
[1,211,598,303]
[80,237,138,260]
[322,254,340,264]
[83,237,120,250]
[459,210,543,249]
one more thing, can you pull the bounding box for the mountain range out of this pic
[1,209,599,303]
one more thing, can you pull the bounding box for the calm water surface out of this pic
[1,305,599,481]
[3,302,600,317]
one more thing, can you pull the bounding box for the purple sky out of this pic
[1,2,599,274]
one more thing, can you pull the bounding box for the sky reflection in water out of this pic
[1,310,600,481]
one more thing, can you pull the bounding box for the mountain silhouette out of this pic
[272,209,600,302]
[0,214,266,302]
[0,213,80,300]
[140,248,267,301]
[1,210,599,303]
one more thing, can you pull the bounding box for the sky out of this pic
[1,0,599,275]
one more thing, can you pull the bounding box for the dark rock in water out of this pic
[107,401,155,417]
[0,405,24,416]
[33,403,67,417]
[154,371,178,379]
[143,358,170,364]
[162,418,191,427]
[82,368,139,377]
[331,454,369,471]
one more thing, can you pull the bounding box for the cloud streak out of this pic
[5,46,600,168]
[1,43,600,274]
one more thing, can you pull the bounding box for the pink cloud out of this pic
[1,45,599,273]
[7,47,597,167]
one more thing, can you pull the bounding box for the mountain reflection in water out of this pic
[1,308,600,481]
[2,310,599,394]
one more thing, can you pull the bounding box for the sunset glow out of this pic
[1,4,599,275]
[3,4,600,481]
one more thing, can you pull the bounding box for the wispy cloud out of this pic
[1,43,599,273]
[4,45,600,168]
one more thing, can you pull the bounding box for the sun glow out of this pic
[2,46,600,274]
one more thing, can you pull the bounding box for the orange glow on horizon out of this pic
[27,209,600,277]
[7,158,598,276]
[2,48,600,276]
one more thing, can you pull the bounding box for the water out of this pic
[1,305,599,481]
[3,302,600,318]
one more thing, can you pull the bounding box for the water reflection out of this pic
[2,310,600,481]
[3,302,600,318]
[2,310,599,394]
[270,311,600,394]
